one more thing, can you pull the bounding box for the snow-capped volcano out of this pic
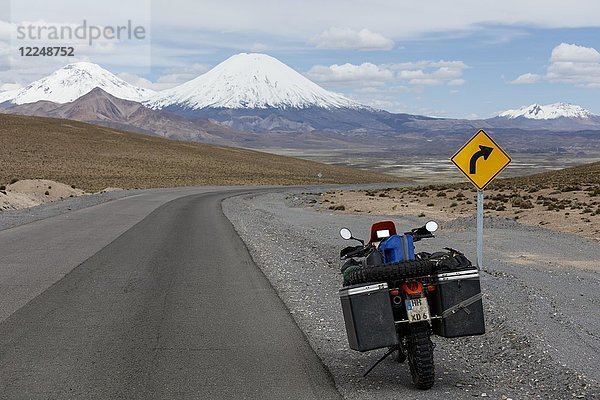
[0,62,154,105]
[498,103,595,120]
[146,53,362,110]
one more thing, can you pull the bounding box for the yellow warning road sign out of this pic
[451,129,511,190]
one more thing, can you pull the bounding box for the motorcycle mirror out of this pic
[340,228,353,240]
[425,220,439,233]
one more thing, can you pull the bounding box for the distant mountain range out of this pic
[1,54,599,154]
[0,62,153,104]
[498,103,595,120]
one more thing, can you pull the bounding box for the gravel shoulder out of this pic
[223,191,600,400]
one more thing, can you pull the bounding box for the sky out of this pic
[1,0,600,118]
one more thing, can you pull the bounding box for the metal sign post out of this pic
[451,130,511,271]
[477,190,484,270]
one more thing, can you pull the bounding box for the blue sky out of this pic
[1,0,600,118]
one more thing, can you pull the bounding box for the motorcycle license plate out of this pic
[405,297,430,323]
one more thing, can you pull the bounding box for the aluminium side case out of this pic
[431,268,486,338]
[339,282,398,352]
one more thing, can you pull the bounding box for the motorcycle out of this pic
[338,220,485,390]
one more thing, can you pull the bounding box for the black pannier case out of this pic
[431,269,485,338]
[339,282,398,352]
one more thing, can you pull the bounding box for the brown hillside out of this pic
[492,161,600,188]
[0,114,399,191]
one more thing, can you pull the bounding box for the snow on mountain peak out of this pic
[0,62,154,105]
[146,53,362,110]
[498,102,595,120]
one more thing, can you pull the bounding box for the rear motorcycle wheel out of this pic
[406,322,435,390]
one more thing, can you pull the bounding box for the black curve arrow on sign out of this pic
[469,145,494,174]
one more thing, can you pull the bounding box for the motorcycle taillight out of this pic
[401,281,423,296]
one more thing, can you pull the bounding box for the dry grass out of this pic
[0,114,400,192]
[320,162,600,241]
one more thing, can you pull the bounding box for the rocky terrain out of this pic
[320,162,600,241]
[223,191,599,400]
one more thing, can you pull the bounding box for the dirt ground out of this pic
[0,179,87,210]
[321,184,600,241]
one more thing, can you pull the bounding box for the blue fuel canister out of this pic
[378,234,415,263]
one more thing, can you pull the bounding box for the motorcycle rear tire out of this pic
[407,322,435,390]
[345,259,434,285]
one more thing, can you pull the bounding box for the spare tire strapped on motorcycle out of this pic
[345,259,435,286]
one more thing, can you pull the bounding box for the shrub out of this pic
[44,191,49,195]
[518,200,534,209]
[588,188,600,197]
[10,178,18,184]
[560,185,581,192]
[436,191,447,197]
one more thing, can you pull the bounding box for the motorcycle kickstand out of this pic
[396,345,407,363]
[363,345,398,377]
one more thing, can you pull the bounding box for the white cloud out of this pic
[311,27,394,50]
[307,59,467,87]
[156,63,210,82]
[408,78,442,86]
[510,73,541,84]
[398,70,425,80]
[306,62,393,82]
[0,21,12,42]
[550,43,600,63]
[393,60,468,86]
[250,42,268,52]
[306,58,468,109]
[0,82,22,92]
[515,43,600,88]
[119,63,211,90]
[146,1,600,43]
[546,43,600,87]
[448,79,465,86]
[117,72,155,89]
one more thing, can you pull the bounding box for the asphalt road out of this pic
[0,189,341,399]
